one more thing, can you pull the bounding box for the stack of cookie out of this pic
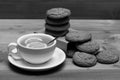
[65,30,119,67]
[45,8,71,37]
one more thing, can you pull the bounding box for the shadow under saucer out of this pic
[8,61,65,75]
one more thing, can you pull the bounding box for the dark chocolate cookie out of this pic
[66,42,78,58]
[45,29,69,37]
[46,17,69,25]
[45,23,70,31]
[73,52,97,67]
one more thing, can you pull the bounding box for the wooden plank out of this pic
[0,19,120,80]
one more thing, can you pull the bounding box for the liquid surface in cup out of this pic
[26,42,47,49]
[25,37,47,49]
[25,37,43,44]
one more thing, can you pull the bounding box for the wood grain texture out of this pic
[0,19,120,80]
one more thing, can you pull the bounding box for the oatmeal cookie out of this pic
[73,52,97,67]
[96,49,119,64]
[46,8,71,19]
[76,41,100,55]
[65,31,92,43]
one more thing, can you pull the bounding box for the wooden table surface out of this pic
[1,19,120,80]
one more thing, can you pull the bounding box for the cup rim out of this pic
[17,33,56,50]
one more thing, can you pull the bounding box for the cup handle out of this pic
[8,42,22,60]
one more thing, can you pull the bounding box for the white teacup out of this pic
[8,33,56,64]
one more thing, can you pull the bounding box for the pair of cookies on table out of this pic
[74,44,119,67]
[65,31,119,67]
[45,8,71,37]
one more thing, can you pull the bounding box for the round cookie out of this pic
[76,41,100,55]
[45,23,70,31]
[46,17,69,25]
[96,49,119,64]
[65,31,92,43]
[45,29,69,37]
[73,52,97,67]
[46,8,71,19]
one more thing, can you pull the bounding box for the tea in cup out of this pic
[8,33,56,64]
[25,37,47,49]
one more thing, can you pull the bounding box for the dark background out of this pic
[0,0,120,19]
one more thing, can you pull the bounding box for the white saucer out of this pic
[8,47,66,70]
